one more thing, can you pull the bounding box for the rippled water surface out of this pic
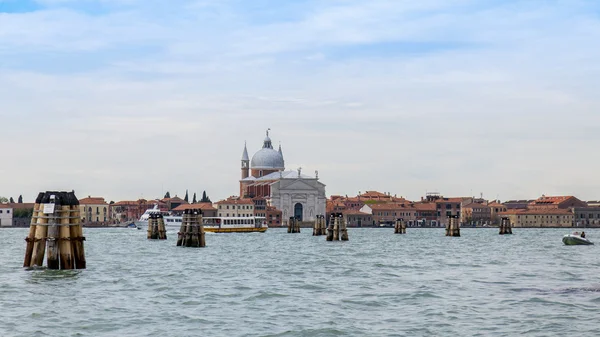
[1,227,600,336]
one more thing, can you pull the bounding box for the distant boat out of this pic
[126,223,138,229]
[562,233,594,245]
[135,204,181,228]
[135,204,267,233]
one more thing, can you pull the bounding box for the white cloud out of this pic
[1,0,599,202]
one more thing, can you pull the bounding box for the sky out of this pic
[1,0,600,203]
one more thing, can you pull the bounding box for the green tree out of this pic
[164,192,171,199]
[184,190,189,202]
[201,191,210,203]
[14,208,33,218]
[18,195,23,203]
[192,193,197,203]
[9,197,14,203]
[0,197,8,203]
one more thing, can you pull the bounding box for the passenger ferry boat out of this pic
[202,216,268,233]
[135,205,267,233]
[135,205,182,227]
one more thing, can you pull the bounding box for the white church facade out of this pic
[239,130,326,222]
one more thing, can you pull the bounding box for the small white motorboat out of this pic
[562,233,594,245]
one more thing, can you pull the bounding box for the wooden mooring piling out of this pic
[147,213,167,240]
[394,218,406,234]
[313,215,326,236]
[499,217,513,235]
[288,217,301,233]
[177,209,206,247]
[23,191,86,270]
[445,215,460,237]
[326,213,348,241]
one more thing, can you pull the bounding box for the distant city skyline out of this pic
[1,1,599,202]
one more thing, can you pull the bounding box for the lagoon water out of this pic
[1,227,600,337]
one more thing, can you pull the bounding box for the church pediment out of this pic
[279,179,319,191]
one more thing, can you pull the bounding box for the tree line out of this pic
[163,190,211,203]
[0,195,24,203]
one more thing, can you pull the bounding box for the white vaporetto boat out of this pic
[202,216,268,233]
[562,232,594,245]
[135,205,268,233]
[135,205,182,228]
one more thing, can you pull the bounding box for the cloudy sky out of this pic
[1,0,599,203]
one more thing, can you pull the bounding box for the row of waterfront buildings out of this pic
[328,192,600,228]
[1,131,599,228]
[2,192,600,229]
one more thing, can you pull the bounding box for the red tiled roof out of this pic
[529,196,575,206]
[343,210,370,216]
[463,203,490,209]
[436,197,468,203]
[79,197,108,205]
[0,204,12,209]
[361,191,389,198]
[172,203,216,211]
[7,203,34,209]
[500,209,572,215]
[215,198,254,205]
[413,203,436,211]
[369,203,416,210]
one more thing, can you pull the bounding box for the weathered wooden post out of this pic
[23,195,42,267]
[287,216,300,233]
[394,218,406,234]
[23,191,85,269]
[70,198,86,269]
[313,215,326,236]
[499,217,512,235]
[177,209,205,247]
[325,213,348,241]
[326,215,334,241]
[446,215,460,237]
[340,214,349,241]
[147,213,167,240]
[332,214,340,241]
[46,194,60,269]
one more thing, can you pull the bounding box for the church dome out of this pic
[250,134,285,170]
[251,148,285,170]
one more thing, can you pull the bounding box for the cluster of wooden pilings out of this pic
[313,215,327,236]
[288,217,301,233]
[327,213,349,241]
[394,218,406,234]
[499,217,513,235]
[445,215,460,237]
[147,213,167,240]
[177,209,206,247]
[23,191,86,270]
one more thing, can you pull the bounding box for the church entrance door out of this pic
[294,203,303,221]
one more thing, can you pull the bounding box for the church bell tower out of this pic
[241,142,249,179]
